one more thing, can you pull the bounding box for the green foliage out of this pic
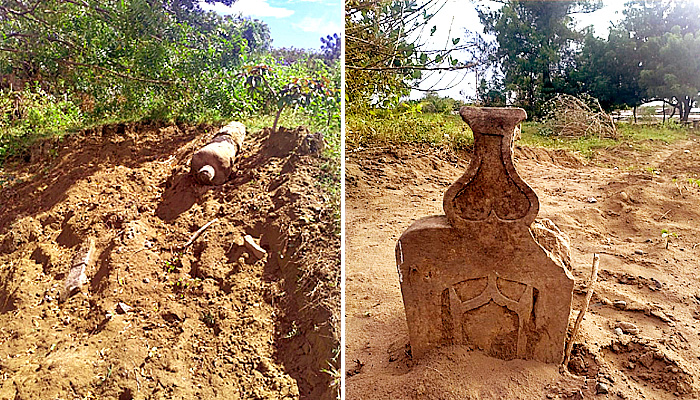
[241,57,340,131]
[345,0,478,110]
[419,91,463,114]
[0,85,82,159]
[0,2,340,163]
[347,109,473,151]
[0,0,270,128]
[569,29,645,111]
[478,1,602,117]
[661,228,679,249]
[476,78,507,107]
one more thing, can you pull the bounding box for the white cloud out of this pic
[292,16,341,35]
[200,0,294,18]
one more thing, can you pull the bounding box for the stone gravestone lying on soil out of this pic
[396,107,574,363]
[191,121,246,185]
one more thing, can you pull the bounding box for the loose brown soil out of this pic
[345,136,700,399]
[0,122,340,400]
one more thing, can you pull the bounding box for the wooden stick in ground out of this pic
[181,218,219,250]
[563,253,600,369]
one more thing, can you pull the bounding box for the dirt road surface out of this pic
[346,136,700,399]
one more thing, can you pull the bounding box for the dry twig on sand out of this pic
[181,218,219,250]
[563,253,600,369]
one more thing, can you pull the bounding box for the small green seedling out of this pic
[201,311,216,327]
[661,229,678,249]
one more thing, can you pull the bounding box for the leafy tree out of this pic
[568,29,645,112]
[619,0,700,121]
[0,0,272,121]
[639,29,700,121]
[345,0,480,110]
[477,0,601,117]
[476,78,507,107]
[419,91,461,113]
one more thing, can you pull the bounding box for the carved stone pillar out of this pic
[396,106,574,363]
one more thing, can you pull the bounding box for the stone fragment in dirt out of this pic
[59,237,96,302]
[586,197,597,203]
[614,327,623,336]
[613,300,627,310]
[615,321,639,335]
[300,131,325,155]
[596,381,610,394]
[568,355,587,375]
[531,218,573,270]
[634,249,644,255]
[191,121,246,185]
[116,302,132,314]
[347,359,364,377]
[620,191,629,202]
[244,235,267,259]
[638,351,655,369]
[396,107,573,363]
[257,358,275,375]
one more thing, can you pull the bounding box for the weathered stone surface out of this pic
[396,106,574,364]
[531,218,572,271]
[60,237,96,302]
[191,121,246,185]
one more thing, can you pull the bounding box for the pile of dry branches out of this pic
[542,94,618,139]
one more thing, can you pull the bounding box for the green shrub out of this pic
[0,85,83,159]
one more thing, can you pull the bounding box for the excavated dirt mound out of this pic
[346,137,700,399]
[0,122,340,400]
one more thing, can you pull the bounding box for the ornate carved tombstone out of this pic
[396,107,574,363]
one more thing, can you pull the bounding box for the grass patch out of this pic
[348,110,695,158]
[346,111,473,151]
[522,121,692,157]
[519,122,618,158]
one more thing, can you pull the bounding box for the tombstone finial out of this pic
[444,107,538,229]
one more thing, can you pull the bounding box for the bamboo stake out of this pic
[563,253,600,368]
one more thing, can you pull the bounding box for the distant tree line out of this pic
[477,0,700,121]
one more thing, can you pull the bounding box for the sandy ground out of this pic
[0,122,340,400]
[345,136,700,399]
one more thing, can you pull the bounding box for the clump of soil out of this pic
[346,136,700,399]
[0,122,339,399]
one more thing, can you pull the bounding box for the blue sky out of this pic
[200,0,342,50]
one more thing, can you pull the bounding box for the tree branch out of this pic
[59,59,175,85]
[346,62,478,71]
[0,0,43,17]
